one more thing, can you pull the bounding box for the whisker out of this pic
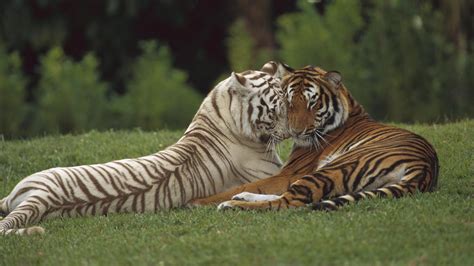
[265,134,281,159]
[274,136,282,155]
[319,130,336,138]
[310,133,321,152]
[315,129,335,149]
[265,138,273,154]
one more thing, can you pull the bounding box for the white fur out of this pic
[232,192,281,202]
[0,68,288,235]
[318,153,340,168]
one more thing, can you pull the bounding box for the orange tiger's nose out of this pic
[289,127,306,137]
[288,97,314,136]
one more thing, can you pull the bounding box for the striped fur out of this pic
[214,66,439,211]
[0,65,288,235]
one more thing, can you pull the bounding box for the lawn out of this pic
[0,121,473,265]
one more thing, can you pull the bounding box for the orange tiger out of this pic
[190,65,439,211]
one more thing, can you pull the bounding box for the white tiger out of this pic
[0,62,289,235]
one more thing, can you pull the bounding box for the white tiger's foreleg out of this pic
[0,197,47,236]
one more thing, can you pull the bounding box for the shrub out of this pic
[0,43,28,137]
[35,47,108,134]
[116,41,201,130]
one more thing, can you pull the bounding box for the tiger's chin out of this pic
[258,134,272,143]
[258,133,285,144]
[293,133,322,148]
[293,137,315,147]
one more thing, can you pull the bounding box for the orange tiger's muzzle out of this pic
[287,95,315,137]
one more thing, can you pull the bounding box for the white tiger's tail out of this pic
[0,197,7,217]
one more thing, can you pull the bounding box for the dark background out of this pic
[1,0,473,138]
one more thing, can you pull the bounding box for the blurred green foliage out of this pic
[277,0,362,78]
[352,1,472,122]
[0,0,473,138]
[0,41,201,138]
[35,48,108,134]
[113,41,201,130]
[0,43,28,137]
[275,0,474,122]
[227,19,273,72]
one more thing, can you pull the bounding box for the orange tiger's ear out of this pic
[280,63,295,75]
[324,71,342,88]
[260,61,278,75]
[260,61,294,80]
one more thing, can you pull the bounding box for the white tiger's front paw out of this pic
[232,192,281,202]
[217,201,236,211]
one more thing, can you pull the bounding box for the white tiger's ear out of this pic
[231,72,247,86]
[260,61,294,80]
[230,72,248,93]
[324,71,342,88]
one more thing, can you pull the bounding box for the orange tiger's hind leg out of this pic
[312,162,439,211]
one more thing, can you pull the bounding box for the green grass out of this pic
[0,121,473,266]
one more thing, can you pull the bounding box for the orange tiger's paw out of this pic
[232,192,281,202]
[217,200,241,211]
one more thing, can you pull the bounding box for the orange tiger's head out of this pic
[281,66,353,147]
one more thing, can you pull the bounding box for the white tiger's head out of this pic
[223,61,293,145]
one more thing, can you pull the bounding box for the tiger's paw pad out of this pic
[232,192,280,202]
